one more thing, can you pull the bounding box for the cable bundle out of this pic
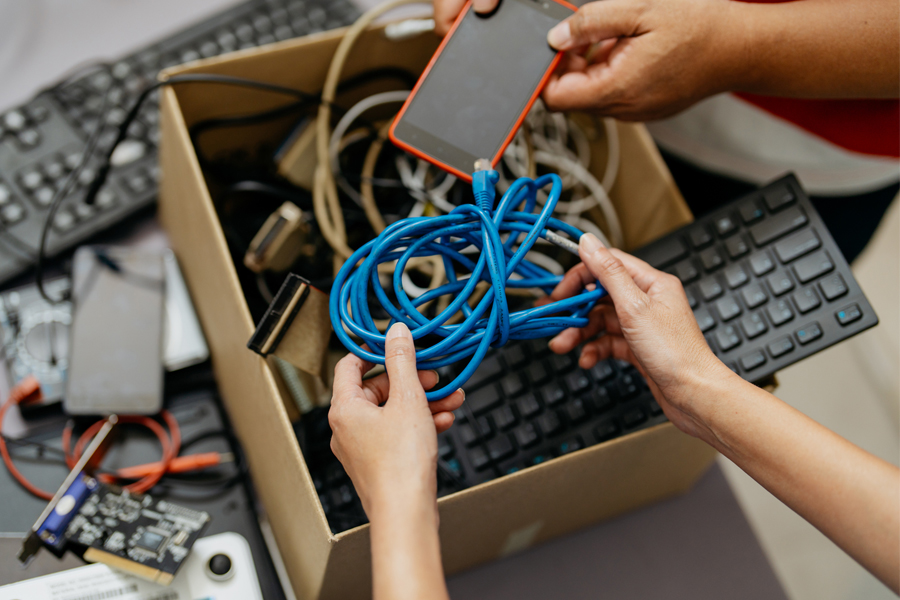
[331,169,607,401]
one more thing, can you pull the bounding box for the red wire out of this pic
[1,375,183,500]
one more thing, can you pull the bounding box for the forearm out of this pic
[682,367,900,591]
[722,0,899,98]
[369,492,449,600]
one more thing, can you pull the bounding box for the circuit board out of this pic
[64,484,210,585]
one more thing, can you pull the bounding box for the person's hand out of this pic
[543,0,745,120]
[329,323,465,517]
[541,233,734,438]
[434,0,498,36]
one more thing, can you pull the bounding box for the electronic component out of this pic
[276,118,317,191]
[65,246,166,415]
[390,0,574,180]
[248,274,332,393]
[244,202,310,273]
[19,416,210,585]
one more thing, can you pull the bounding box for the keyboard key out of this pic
[491,405,518,431]
[699,277,724,301]
[540,383,567,406]
[19,169,43,191]
[460,416,493,446]
[671,259,700,284]
[713,213,738,237]
[835,303,862,326]
[688,225,714,249]
[714,296,742,321]
[1,203,25,225]
[685,286,699,308]
[739,198,765,224]
[793,251,834,284]
[468,355,504,388]
[505,344,529,368]
[469,447,490,471]
[564,372,591,394]
[621,407,647,429]
[724,264,749,289]
[767,336,795,358]
[647,400,664,416]
[43,159,66,182]
[95,189,118,209]
[536,411,563,437]
[766,271,795,296]
[639,235,688,268]
[17,129,41,149]
[749,206,807,246]
[488,436,515,461]
[564,398,589,424]
[774,229,820,264]
[694,307,716,333]
[714,325,741,352]
[0,184,10,205]
[587,387,613,413]
[3,110,27,132]
[551,353,577,373]
[766,300,795,327]
[589,361,614,383]
[725,234,750,259]
[513,423,540,448]
[739,312,768,339]
[594,420,620,443]
[516,393,542,419]
[53,209,76,232]
[699,247,725,271]
[438,437,455,459]
[465,385,502,415]
[558,437,584,455]
[740,283,768,309]
[763,185,796,212]
[819,274,848,301]
[500,374,525,398]
[614,374,641,400]
[739,350,767,371]
[793,287,821,314]
[33,187,55,208]
[795,322,823,345]
[749,251,775,276]
[527,360,550,385]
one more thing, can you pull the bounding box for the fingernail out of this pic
[430,370,440,382]
[386,322,410,340]
[579,233,603,255]
[459,389,466,400]
[547,21,571,50]
[473,0,495,13]
[548,336,559,350]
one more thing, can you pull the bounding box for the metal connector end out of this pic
[544,231,580,256]
[474,158,493,172]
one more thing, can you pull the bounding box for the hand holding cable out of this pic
[331,166,607,400]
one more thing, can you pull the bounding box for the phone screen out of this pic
[65,247,165,416]
[392,0,572,176]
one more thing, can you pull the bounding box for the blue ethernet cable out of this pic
[330,162,607,401]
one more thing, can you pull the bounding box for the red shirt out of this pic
[734,0,899,159]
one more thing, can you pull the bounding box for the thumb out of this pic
[579,234,646,311]
[384,322,425,404]
[548,1,642,51]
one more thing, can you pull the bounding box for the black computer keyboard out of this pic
[0,0,359,285]
[633,174,878,382]
[305,174,878,533]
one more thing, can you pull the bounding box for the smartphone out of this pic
[65,246,165,416]
[390,0,574,181]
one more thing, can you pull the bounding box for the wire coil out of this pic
[331,171,607,400]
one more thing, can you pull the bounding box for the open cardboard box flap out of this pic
[158,23,717,600]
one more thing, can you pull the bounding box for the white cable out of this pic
[329,90,411,207]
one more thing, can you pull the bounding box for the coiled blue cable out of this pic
[330,168,607,400]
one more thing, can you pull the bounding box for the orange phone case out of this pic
[389,0,575,183]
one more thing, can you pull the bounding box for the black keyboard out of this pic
[633,174,878,382]
[0,0,358,285]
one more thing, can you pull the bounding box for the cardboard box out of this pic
[158,24,718,599]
